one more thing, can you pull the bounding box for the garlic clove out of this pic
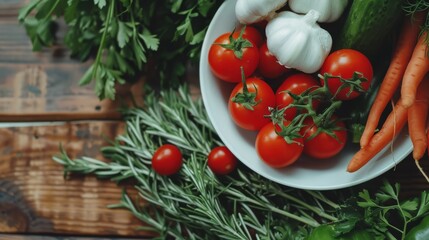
[265,10,332,73]
[235,0,288,24]
[288,0,349,23]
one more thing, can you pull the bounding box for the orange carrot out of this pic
[427,129,429,159]
[360,13,425,148]
[408,74,429,160]
[347,98,408,173]
[401,31,429,108]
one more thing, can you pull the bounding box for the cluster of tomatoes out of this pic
[208,24,374,168]
[151,144,238,176]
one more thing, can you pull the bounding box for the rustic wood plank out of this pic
[0,0,25,18]
[0,122,152,237]
[0,62,145,121]
[0,1,144,122]
[0,234,144,240]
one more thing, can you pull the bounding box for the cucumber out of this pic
[335,0,404,59]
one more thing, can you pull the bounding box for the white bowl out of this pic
[199,0,413,190]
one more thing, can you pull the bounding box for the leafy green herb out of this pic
[356,181,429,239]
[19,0,222,99]
[403,0,429,47]
[52,85,429,239]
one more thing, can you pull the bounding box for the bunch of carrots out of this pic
[347,11,429,177]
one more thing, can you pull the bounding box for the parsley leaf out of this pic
[19,0,223,99]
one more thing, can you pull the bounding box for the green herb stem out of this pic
[91,0,115,83]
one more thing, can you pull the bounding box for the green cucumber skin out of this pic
[335,0,404,58]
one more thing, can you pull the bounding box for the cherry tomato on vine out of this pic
[208,28,259,83]
[276,73,320,120]
[256,122,304,168]
[152,144,183,176]
[229,76,275,131]
[319,49,373,100]
[207,146,238,175]
[258,41,288,79]
[300,116,347,159]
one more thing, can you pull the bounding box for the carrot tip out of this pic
[413,151,425,161]
[402,96,415,108]
[346,164,358,173]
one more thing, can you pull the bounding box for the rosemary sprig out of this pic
[52,85,429,239]
[53,85,340,239]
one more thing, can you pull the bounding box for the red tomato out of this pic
[319,49,373,100]
[300,117,347,159]
[209,31,259,83]
[235,25,264,47]
[255,122,304,168]
[229,77,276,131]
[152,144,183,176]
[258,41,288,79]
[276,73,320,120]
[207,146,238,175]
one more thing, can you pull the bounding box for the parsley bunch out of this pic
[18,0,222,99]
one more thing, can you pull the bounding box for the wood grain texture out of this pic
[0,122,149,237]
[0,0,144,122]
[0,0,428,239]
[0,234,144,240]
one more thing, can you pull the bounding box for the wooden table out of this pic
[0,0,428,239]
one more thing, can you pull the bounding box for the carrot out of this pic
[408,74,429,160]
[401,31,429,108]
[426,127,429,157]
[360,13,425,148]
[347,98,408,173]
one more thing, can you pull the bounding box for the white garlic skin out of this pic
[235,0,288,24]
[288,0,349,23]
[265,10,332,74]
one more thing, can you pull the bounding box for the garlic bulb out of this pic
[265,10,332,74]
[235,0,288,24]
[288,0,349,23]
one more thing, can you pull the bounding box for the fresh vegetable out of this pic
[228,73,275,131]
[18,0,222,99]
[209,27,259,83]
[151,144,183,176]
[236,25,264,47]
[255,122,304,168]
[306,225,373,240]
[342,45,393,143]
[401,32,429,108]
[257,41,288,79]
[265,10,332,74]
[347,98,408,173]
[300,115,347,159]
[53,86,429,239]
[207,146,238,175]
[235,0,287,24]
[319,49,373,101]
[288,0,349,23]
[276,73,320,120]
[408,74,429,161]
[360,13,425,148]
[335,0,404,58]
[405,215,429,240]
